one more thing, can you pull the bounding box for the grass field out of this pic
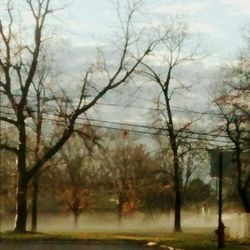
[1,229,250,250]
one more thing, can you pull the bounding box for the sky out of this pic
[49,0,250,126]
[57,0,250,59]
[2,0,250,134]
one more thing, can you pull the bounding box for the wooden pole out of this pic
[217,151,225,249]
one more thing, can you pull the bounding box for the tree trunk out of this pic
[14,119,28,233]
[235,145,250,213]
[73,212,79,228]
[14,172,28,232]
[174,185,182,232]
[173,156,182,232]
[238,187,250,213]
[162,77,182,232]
[31,175,39,232]
[118,193,123,226]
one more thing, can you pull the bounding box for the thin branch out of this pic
[0,143,18,154]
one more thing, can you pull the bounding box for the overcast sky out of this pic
[49,0,250,125]
[57,0,250,58]
[3,0,249,128]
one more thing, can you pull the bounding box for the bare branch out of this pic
[0,143,18,154]
[76,43,153,118]
[76,69,92,110]
[0,116,18,126]
[20,0,51,111]
[140,61,164,89]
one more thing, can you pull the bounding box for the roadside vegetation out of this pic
[1,229,250,250]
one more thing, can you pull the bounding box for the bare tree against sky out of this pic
[140,17,204,232]
[0,0,154,232]
[214,41,250,212]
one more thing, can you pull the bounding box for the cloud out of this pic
[150,2,210,15]
[221,0,250,15]
[189,21,225,37]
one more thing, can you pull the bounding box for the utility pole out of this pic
[217,150,225,249]
[208,148,227,249]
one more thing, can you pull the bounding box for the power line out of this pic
[79,117,231,140]
[38,114,232,145]
[0,108,226,138]
[0,107,244,140]
[1,99,249,144]
[96,102,224,117]
[83,124,232,145]
[0,109,233,144]
[0,103,235,137]
[2,94,224,117]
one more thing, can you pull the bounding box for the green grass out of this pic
[1,229,250,250]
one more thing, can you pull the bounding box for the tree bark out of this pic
[73,212,79,228]
[14,115,28,233]
[118,193,123,227]
[31,175,39,231]
[235,144,250,212]
[238,186,250,213]
[173,153,182,232]
[14,172,28,232]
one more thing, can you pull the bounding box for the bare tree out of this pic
[139,17,204,232]
[101,135,155,226]
[59,132,98,228]
[214,42,250,212]
[0,0,154,232]
[153,129,209,213]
